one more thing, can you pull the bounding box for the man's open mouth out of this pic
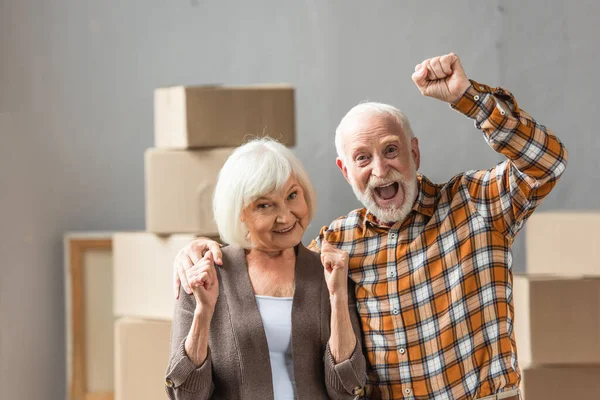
[374,182,399,200]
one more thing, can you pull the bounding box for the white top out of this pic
[255,295,296,400]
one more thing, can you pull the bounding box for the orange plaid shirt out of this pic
[310,80,568,399]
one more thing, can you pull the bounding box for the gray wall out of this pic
[1,1,597,398]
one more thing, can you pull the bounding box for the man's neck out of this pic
[372,217,397,228]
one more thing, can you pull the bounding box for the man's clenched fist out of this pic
[411,53,471,105]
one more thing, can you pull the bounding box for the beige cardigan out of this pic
[165,243,367,399]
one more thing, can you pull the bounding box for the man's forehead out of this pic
[341,112,402,134]
[339,113,405,144]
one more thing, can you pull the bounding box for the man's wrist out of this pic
[451,80,473,106]
[451,79,485,117]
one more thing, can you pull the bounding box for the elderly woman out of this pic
[165,138,366,399]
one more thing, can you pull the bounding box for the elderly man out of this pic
[172,53,567,399]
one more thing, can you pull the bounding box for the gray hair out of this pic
[213,137,317,248]
[334,102,414,161]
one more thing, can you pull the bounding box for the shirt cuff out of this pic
[451,79,524,135]
[452,79,516,115]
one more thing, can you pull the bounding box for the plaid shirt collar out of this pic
[362,174,436,236]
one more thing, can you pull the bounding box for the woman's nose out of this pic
[276,208,293,223]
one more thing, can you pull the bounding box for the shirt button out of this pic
[399,348,406,354]
[500,110,506,115]
[405,388,412,395]
[479,85,485,90]
[474,95,480,101]
[392,308,400,315]
[389,271,396,277]
[390,233,397,239]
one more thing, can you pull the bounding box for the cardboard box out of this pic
[520,366,600,400]
[145,148,233,234]
[513,275,600,366]
[113,232,198,320]
[526,212,600,277]
[114,318,172,400]
[154,84,295,148]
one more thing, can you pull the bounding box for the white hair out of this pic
[213,137,317,248]
[334,102,415,161]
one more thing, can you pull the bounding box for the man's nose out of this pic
[372,156,390,178]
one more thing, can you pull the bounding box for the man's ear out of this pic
[336,157,351,184]
[411,137,421,170]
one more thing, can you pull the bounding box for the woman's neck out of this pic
[245,246,296,262]
[245,247,296,297]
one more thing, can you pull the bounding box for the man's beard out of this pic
[350,163,417,224]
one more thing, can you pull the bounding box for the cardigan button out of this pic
[353,386,365,396]
[165,378,174,388]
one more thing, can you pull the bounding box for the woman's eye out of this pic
[288,191,297,200]
[257,203,270,210]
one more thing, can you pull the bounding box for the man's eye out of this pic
[385,146,398,154]
[356,155,368,161]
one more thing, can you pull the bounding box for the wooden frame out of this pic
[65,234,113,400]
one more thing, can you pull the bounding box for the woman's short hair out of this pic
[213,137,317,248]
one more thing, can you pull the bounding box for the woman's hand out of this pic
[320,239,349,299]
[186,251,219,314]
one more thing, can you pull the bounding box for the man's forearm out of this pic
[453,80,568,183]
[449,80,568,237]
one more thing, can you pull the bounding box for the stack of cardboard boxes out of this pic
[112,84,295,399]
[514,213,600,399]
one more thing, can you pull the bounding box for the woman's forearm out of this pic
[328,294,356,363]
[184,309,213,367]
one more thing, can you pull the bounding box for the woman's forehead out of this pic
[253,176,300,201]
